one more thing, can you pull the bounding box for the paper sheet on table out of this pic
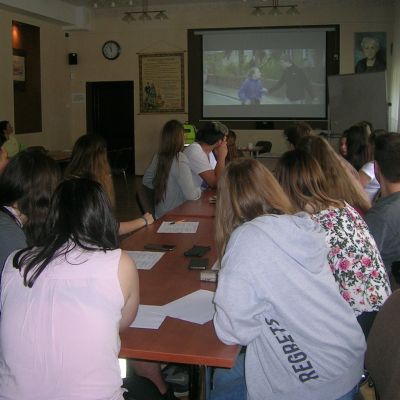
[162,289,215,324]
[126,251,164,270]
[211,260,221,270]
[157,221,199,234]
[130,305,166,329]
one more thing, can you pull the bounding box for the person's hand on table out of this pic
[143,212,154,226]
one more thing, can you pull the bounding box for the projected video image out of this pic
[203,49,325,107]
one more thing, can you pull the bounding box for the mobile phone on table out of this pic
[144,243,176,251]
[184,245,211,257]
[188,258,208,270]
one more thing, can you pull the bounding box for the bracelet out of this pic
[141,216,148,227]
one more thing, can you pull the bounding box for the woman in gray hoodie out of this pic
[212,158,365,400]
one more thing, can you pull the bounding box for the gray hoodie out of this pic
[213,213,365,400]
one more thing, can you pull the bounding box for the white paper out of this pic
[162,289,215,325]
[211,260,221,270]
[126,251,164,270]
[130,305,166,329]
[157,221,199,234]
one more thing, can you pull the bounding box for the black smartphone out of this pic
[188,258,208,270]
[144,243,176,251]
[184,245,211,258]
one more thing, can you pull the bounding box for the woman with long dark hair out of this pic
[211,158,365,400]
[0,178,140,399]
[143,120,201,218]
[65,134,153,234]
[344,124,370,171]
[275,150,390,337]
[0,149,60,273]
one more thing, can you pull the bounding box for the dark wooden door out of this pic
[86,81,134,173]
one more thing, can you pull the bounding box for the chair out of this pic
[364,289,400,400]
[136,184,155,216]
[108,147,133,186]
[255,141,272,154]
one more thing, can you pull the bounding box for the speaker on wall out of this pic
[68,52,78,65]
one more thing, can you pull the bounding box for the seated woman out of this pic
[225,130,243,163]
[0,149,60,273]
[344,124,370,171]
[275,150,391,338]
[65,134,153,234]
[0,178,142,399]
[212,158,366,400]
[0,120,25,157]
[297,135,371,215]
[0,134,8,174]
[143,120,201,219]
[359,129,387,203]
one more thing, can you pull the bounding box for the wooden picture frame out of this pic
[139,52,185,114]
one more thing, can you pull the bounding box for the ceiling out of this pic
[60,0,395,8]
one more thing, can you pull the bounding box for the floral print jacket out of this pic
[311,204,391,316]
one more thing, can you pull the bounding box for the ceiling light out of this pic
[287,6,299,15]
[251,1,299,17]
[122,12,135,22]
[154,11,168,20]
[269,6,282,15]
[139,12,151,21]
[251,7,265,16]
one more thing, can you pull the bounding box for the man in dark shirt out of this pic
[268,56,314,103]
[365,133,400,285]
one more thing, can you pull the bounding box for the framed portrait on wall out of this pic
[354,32,386,73]
[139,52,185,113]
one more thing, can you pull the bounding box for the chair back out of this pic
[136,184,155,216]
[255,141,272,154]
[365,289,400,400]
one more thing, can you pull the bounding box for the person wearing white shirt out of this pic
[143,120,201,219]
[184,121,228,190]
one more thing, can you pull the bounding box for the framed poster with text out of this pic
[139,52,185,113]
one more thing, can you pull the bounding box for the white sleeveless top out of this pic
[0,244,125,400]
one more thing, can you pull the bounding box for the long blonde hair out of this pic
[275,150,342,214]
[215,158,294,259]
[297,135,371,213]
[65,134,115,207]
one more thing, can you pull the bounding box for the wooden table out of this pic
[238,145,263,158]
[119,216,239,368]
[166,190,216,219]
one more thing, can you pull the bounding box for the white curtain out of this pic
[389,2,400,132]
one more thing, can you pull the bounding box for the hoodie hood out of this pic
[246,212,328,274]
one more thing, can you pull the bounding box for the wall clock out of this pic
[102,40,121,60]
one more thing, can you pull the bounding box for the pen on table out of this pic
[169,220,186,225]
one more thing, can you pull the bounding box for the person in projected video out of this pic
[268,54,314,104]
[238,67,268,105]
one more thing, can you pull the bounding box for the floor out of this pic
[114,173,142,222]
[113,174,377,400]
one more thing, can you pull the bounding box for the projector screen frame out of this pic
[188,24,340,130]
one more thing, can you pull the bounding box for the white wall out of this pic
[0,1,395,174]
[0,8,72,150]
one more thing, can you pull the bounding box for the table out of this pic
[166,190,216,219]
[119,217,239,368]
[238,145,263,158]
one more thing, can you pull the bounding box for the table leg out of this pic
[189,365,207,400]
